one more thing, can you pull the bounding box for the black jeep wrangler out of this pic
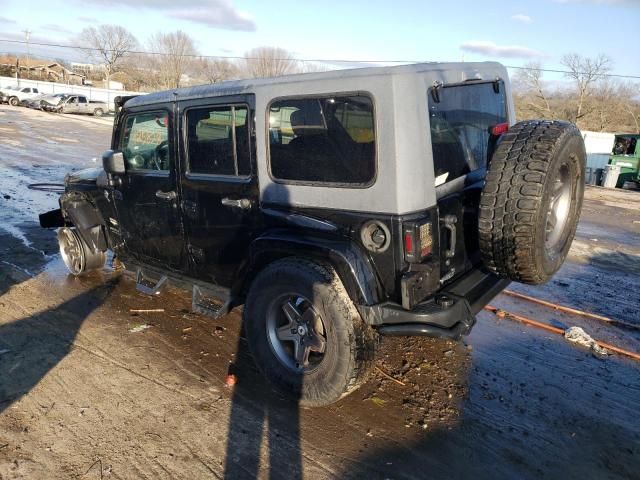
[41,62,585,406]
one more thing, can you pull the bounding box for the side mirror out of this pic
[102,150,125,175]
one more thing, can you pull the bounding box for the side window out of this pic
[78,97,87,104]
[186,105,250,176]
[268,95,376,185]
[33,88,38,94]
[120,111,170,172]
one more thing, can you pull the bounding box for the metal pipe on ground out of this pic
[501,290,640,331]
[483,305,640,362]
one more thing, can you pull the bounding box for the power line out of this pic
[1,38,639,80]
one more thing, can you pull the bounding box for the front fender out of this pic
[59,191,109,252]
[242,230,383,306]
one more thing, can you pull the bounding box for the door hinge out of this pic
[187,244,205,263]
[182,200,198,218]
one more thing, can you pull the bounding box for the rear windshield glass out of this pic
[269,95,376,186]
[428,81,507,184]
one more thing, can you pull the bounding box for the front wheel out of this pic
[57,227,106,276]
[243,258,377,407]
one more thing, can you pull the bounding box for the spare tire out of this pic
[479,120,585,284]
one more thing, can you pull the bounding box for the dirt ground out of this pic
[0,104,639,479]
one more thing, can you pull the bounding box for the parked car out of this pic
[23,93,70,110]
[0,85,19,103]
[40,62,586,406]
[51,95,108,116]
[1,86,40,106]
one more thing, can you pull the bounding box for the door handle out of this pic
[221,197,252,210]
[156,190,177,201]
[441,214,457,258]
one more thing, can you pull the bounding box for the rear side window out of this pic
[186,105,250,177]
[428,81,507,184]
[269,95,376,186]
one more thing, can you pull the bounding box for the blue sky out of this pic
[0,0,638,81]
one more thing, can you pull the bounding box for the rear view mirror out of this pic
[102,150,125,175]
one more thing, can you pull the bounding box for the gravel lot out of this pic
[0,104,639,479]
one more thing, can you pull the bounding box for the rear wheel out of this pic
[9,97,18,106]
[479,120,585,284]
[57,227,106,276]
[244,258,376,406]
[93,108,104,117]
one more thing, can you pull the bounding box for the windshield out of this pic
[613,136,637,156]
[428,81,507,184]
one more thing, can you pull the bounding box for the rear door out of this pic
[177,94,260,287]
[428,80,508,284]
[111,105,185,271]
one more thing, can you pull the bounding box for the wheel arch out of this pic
[60,191,109,253]
[236,231,383,307]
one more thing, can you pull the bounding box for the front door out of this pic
[177,95,260,288]
[112,106,185,271]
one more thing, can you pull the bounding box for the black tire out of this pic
[93,108,104,117]
[9,97,18,106]
[479,120,585,284]
[243,258,377,407]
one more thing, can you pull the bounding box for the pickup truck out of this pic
[0,86,40,106]
[51,95,109,117]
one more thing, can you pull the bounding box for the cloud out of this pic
[41,24,73,34]
[511,13,532,23]
[77,16,99,23]
[85,0,256,31]
[169,7,256,31]
[0,16,16,24]
[460,41,545,59]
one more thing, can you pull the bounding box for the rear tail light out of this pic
[491,122,509,136]
[403,221,433,263]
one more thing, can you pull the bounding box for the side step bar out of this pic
[136,268,167,295]
[192,285,231,319]
[133,266,232,319]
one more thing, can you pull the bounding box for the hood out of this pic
[64,167,103,186]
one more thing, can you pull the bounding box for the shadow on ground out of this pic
[0,277,118,415]
[223,333,303,479]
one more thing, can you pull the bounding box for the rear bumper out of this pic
[358,268,510,339]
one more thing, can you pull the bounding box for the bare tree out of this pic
[242,47,299,78]
[513,62,554,118]
[77,25,137,87]
[147,31,198,89]
[195,57,238,84]
[561,53,612,122]
[617,82,640,133]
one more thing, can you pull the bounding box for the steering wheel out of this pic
[151,140,169,170]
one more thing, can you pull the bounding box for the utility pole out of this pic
[22,29,32,73]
